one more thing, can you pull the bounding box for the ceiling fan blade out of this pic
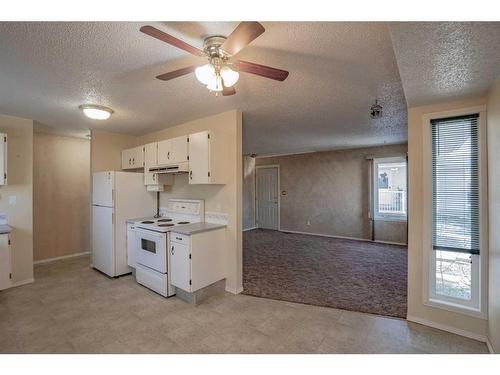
[156,65,198,81]
[236,60,289,81]
[220,22,265,56]
[222,85,236,96]
[140,25,204,57]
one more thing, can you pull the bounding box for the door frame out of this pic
[255,164,280,230]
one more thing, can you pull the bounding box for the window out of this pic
[429,113,480,311]
[373,156,407,221]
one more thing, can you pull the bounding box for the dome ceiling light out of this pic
[79,104,114,120]
[140,22,289,96]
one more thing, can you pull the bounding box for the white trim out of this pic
[279,229,407,246]
[421,106,488,317]
[486,338,495,354]
[407,314,488,343]
[243,226,258,232]
[10,278,34,288]
[33,251,90,265]
[225,286,243,294]
[255,165,280,231]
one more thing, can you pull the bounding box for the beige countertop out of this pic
[171,222,226,235]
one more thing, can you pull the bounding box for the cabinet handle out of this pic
[153,174,156,181]
[129,158,131,165]
[189,170,193,180]
[171,246,174,255]
[175,237,182,241]
[132,158,135,164]
[167,151,170,159]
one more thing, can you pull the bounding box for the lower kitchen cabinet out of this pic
[170,228,226,293]
[0,233,12,290]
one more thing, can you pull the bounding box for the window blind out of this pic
[431,114,480,255]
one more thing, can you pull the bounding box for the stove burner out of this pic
[157,218,173,222]
[158,223,174,227]
[141,220,155,224]
[177,221,190,224]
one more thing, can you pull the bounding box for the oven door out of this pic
[135,228,167,273]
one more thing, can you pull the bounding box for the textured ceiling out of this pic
[389,22,500,107]
[0,22,409,154]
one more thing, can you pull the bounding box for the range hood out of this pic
[149,162,189,174]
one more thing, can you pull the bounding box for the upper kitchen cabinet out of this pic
[188,130,226,185]
[144,142,173,190]
[0,134,7,185]
[157,135,189,166]
[121,146,144,170]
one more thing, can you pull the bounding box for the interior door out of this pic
[92,205,114,276]
[256,166,279,230]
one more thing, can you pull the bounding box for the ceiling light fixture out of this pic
[79,104,114,120]
[194,56,239,94]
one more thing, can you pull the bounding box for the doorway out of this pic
[255,165,279,230]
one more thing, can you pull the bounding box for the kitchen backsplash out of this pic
[204,211,229,225]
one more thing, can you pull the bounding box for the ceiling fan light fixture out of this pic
[195,64,216,85]
[207,75,223,92]
[220,66,239,87]
[79,104,114,120]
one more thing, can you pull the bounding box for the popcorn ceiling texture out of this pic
[389,22,500,106]
[0,22,407,155]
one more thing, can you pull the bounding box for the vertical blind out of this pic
[431,114,480,255]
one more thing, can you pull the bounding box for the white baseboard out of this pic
[279,229,407,246]
[34,251,90,265]
[486,338,495,354]
[407,314,488,343]
[243,226,258,232]
[226,286,244,294]
[10,278,34,288]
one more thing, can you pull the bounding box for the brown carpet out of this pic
[243,229,407,318]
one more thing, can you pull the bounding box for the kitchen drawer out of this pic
[171,232,190,245]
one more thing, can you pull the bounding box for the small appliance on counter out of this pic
[92,171,155,277]
[133,199,204,297]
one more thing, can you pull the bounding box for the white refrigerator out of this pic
[92,171,155,277]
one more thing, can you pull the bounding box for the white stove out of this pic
[133,199,204,297]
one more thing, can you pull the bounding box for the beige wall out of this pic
[487,80,500,353]
[33,132,90,261]
[90,129,136,173]
[0,114,34,284]
[243,156,256,230]
[253,144,408,243]
[137,110,243,292]
[407,96,488,339]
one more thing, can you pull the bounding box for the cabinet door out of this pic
[0,133,7,185]
[144,142,157,185]
[126,224,136,268]
[121,148,133,170]
[170,241,191,292]
[170,135,189,164]
[131,146,144,168]
[188,131,210,184]
[157,139,171,166]
[0,234,11,290]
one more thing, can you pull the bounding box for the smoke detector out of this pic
[370,99,383,119]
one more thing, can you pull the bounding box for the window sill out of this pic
[373,216,407,223]
[425,298,486,320]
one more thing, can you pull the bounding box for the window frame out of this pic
[421,106,488,319]
[373,156,408,222]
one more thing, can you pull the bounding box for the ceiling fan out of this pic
[140,22,289,96]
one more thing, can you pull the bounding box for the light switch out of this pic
[8,196,16,205]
